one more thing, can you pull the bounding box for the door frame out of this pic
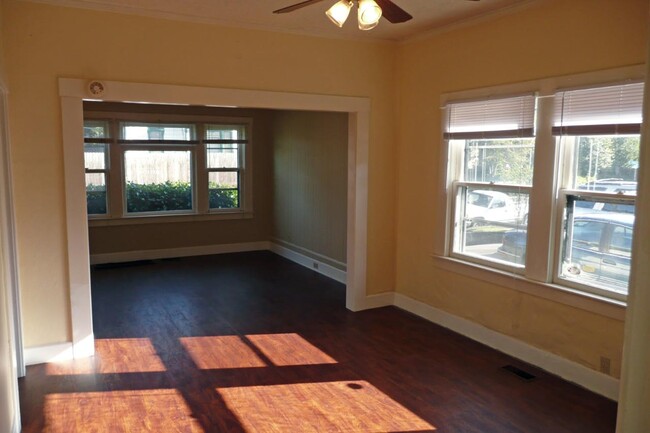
[59,78,370,358]
[0,80,24,432]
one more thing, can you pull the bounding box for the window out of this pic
[84,120,110,215]
[205,124,246,209]
[445,95,535,270]
[554,82,642,298]
[120,122,197,214]
[83,114,252,221]
[441,72,643,302]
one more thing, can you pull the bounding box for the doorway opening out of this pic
[59,78,370,359]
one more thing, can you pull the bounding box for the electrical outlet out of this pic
[600,356,611,375]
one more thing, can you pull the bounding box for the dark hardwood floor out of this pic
[19,251,617,432]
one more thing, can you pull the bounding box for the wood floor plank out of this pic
[20,251,617,432]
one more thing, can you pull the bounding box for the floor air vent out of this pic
[502,365,536,382]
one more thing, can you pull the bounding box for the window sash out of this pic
[119,122,197,141]
[208,169,240,210]
[450,182,531,272]
[553,191,634,301]
[122,148,194,215]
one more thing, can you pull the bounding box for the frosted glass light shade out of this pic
[358,0,382,30]
[326,0,353,27]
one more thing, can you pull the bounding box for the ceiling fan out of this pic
[273,0,413,30]
[274,0,481,31]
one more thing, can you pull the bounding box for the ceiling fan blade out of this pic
[375,0,413,23]
[273,0,328,14]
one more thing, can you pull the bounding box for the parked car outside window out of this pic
[498,213,634,292]
[466,190,525,226]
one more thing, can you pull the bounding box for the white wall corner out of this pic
[24,342,74,365]
[393,293,620,400]
[358,292,395,310]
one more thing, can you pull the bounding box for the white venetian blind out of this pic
[553,81,644,136]
[444,94,536,140]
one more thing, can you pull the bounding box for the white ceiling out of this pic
[30,0,531,41]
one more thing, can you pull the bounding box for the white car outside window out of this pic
[466,190,519,225]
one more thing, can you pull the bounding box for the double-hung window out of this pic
[445,94,536,270]
[83,114,252,221]
[205,124,246,209]
[84,120,111,215]
[441,69,644,303]
[554,82,642,299]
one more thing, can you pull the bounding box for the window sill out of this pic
[431,255,626,321]
[89,210,253,227]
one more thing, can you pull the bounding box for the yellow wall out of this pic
[273,110,348,266]
[2,0,397,347]
[2,0,647,380]
[395,0,648,377]
[85,103,275,255]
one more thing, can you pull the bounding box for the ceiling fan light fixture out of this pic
[326,0,353,27]
[357,0,382,30]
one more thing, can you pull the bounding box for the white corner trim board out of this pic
[24,342,74,365]
[359,292,395,310]
[90,241,271,265]
[270,242,347,284]
[392,293,620,401]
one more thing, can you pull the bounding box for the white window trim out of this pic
[60,78,371,360]
[84,111,254,222]
[436,64,645,316]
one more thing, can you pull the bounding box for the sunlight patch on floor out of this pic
[180,333,338,369]
[180,335,267,369]
[44,389,203,433]
[45,338,166,375]
[246,333,338,366]
[218,380,436,432]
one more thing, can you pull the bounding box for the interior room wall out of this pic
[2,0,397,348]
[272,110,348,268]
[395,0,648,378]
[84,103,275,256]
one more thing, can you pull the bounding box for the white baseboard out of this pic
[24,342,74,365]
[393,293,620,401]
[270,242,347,284]
[90,241,271,265]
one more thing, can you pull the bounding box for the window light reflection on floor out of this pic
[247,333,338,366]
[45,338,166,375]
[180,333,338,370]
[44,389,204,433]
[179,335,267,370]
[217,380,436,432]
